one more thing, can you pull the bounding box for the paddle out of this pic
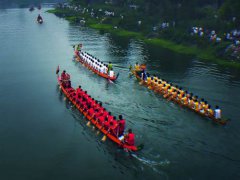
[96,122,105,135]
[167,95,174,101]
[101,128,111,142]
[86,114,97,127]
[137,144,144,151]
[163,93,170,98]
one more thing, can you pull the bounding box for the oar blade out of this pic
[86,121,91,127]
[101,135,107,142]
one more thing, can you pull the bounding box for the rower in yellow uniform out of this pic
[198,98,205,114]
[152,79,159,90]
[155,80,163,92]
[134,62,140,71]
[148,77,156,90]
[207,105,214,117]
[193,100,200,112]
[164,87,174,98]
[146,76,152,85]
[181,94,188,105]
[169,89,178,101]
[189,97,195,109]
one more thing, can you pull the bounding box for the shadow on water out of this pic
[143,43,194,76]
[106,34,131,57]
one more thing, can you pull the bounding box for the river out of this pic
[0,7,240,180]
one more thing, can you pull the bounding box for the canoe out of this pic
[131,70,228,125]
[29,7,34,11]
[57,76,142,151]
[75,53,118,81]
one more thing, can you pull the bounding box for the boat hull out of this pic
[57,77,138,151]
[75,54,117,81]
[131,70,228,125]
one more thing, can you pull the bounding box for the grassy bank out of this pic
[47,9,240,69]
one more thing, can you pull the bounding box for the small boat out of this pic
[57,71,142,151]
[37,15,43,24]
[29,6,34,12]
[37,5,41,10]
[131,69,228,125]
[75,52,118,81]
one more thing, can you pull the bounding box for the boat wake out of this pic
[130,153,170,179]
[131,154,170,167]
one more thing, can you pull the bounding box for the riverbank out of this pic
[47,8,240,69]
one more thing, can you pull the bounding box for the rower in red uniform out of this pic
[104,117,110,130]
[96,102,104,113]
[97,113,105,126]
[124,129,135,146]
[107,112,114,122]
[109,116,118,137]
[61,70,67,87]
[76,86,82,95]
[94,109,101,120]
[65,73,71,88]
[118,115,125,136]
[87,105,95,117]
[61,70,71,88]
[89,98,97,108]
[61,70,67,80]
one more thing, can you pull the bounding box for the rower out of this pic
[207,105,214,117]
[140,69,147,81]
[61,70,71,88]
[76,85,82,94]
[75,44,82,56]
[61,70,67,80]
[181,94,188,105]
[134,62,140,71]
[147,76,153,86]
[214,106,222,119]
[77,44,82,52]
[193,100,200,111]
[156,80,163,92]
[109,116,118,137]
[118,115,125,137]
[203,101,209,113]
[177,91,184,100]
[170,89,178,100]
[199,98,205,113]
[107,112,114,122]
[109,68,115,78]
[103,64,108,74]
[124,129,135,146]
[65,73,71,88]
[108,62,113,73]
[87,105,95,117]
[103,117,110,130]
[151,79,158,90]
[97,113,105,126]
[189,97,195,108]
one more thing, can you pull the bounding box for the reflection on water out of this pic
[0,8,240,180]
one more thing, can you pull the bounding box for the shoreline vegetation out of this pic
[47,7,240,69]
